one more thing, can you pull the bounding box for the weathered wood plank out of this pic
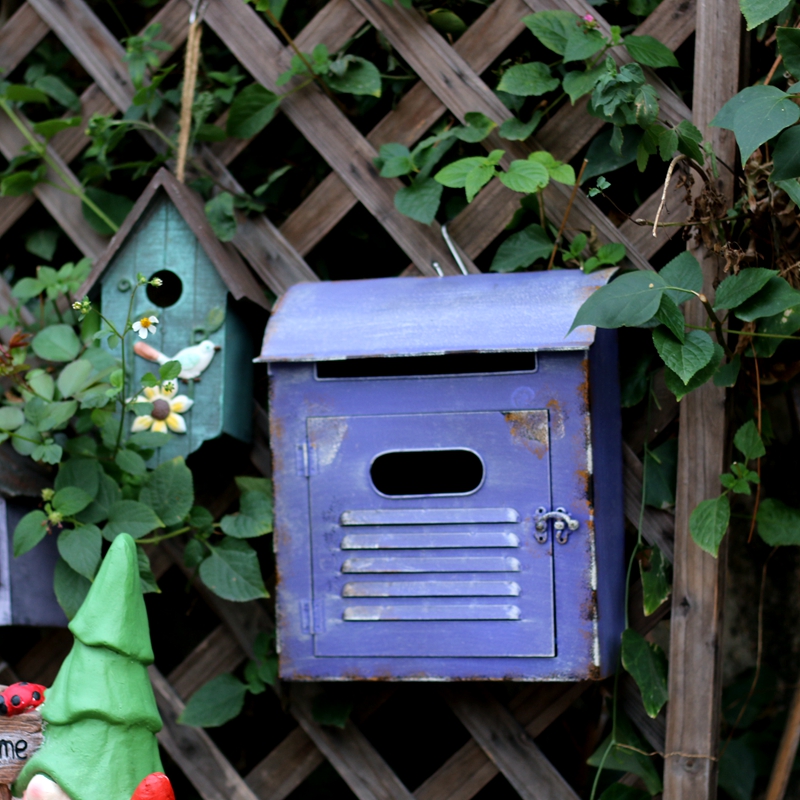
[663,0,738,793]
[201,0,472,276]
[620,673,666,754]
[0,3,49,74]
[292,685,416,800]
[623,442,676,563]
[444,687,581,800]
[149,667,261,800]
[167,624,246,700]
[279,0,527,257]
[246,727,325,800]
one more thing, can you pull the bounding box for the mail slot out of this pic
[258,269,624,681]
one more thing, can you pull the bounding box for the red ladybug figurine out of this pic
[0,681,46,716]
[130,773,175,800]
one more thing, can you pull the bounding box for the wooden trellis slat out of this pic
[0,3,48,75]
[663,0,739,792]
[445,687,581,800]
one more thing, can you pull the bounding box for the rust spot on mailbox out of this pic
[504,410,549,459]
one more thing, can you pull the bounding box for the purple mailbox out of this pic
[258,270,624,681]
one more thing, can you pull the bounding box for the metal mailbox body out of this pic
[258,270,624,681]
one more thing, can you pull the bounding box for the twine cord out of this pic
[176,18,203,183]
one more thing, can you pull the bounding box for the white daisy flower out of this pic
[130,383,193,434]
[132,315,159,339]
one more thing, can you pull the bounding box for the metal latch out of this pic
[534,506,579,544]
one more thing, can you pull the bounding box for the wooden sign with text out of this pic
[0,686,43,787]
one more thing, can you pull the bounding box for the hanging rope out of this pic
[175,2,204,183]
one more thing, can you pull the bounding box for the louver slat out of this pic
[342,557,521,573]
[341,532,519,549]
[342,581,522,597]
[340,508,519,526]
[343,604,521,621]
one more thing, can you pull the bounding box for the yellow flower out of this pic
[130,383,193,434]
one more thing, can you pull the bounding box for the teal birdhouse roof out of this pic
[78,168,268,309]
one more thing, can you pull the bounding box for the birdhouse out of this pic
[1,496,67,627]
[258,270,625,682]
[79,168,268,462]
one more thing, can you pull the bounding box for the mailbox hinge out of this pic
[300,599,326,634]
[534,507,580,544]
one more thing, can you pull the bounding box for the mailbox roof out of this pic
[257,268,616,362]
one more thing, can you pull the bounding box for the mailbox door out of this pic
[306,410,556,658]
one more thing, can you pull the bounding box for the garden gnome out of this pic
[13,534,174,800]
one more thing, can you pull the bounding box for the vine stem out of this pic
[0,99,120,234]
[137,525,197,544]
[547,158,588,270]
[696,292,734,358]
[653,154,685,237]
[747,345,762,544]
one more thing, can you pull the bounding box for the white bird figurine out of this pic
[133,339,221,381]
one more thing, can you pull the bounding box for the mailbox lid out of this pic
[305,410,555,659]
[257,270,616,363]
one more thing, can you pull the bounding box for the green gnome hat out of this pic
[15,534,163,800]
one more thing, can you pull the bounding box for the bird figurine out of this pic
[133,340,220,382]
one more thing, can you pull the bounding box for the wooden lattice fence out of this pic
[0,0,741,796]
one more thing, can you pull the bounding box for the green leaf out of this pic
[754,303,800,357]
[652,328,714,384]
[497,62,559,97]
[312,692,354,728]
[0,406,24,431]
[498,112,542,141]
[159,360,182,381]
[57,360,93,398]
[490,224,552,273]
[1,169,45,197]
[115,448,147,476]
[184,537,206,568]
[623,35,679,68]
[689,494,730,556]
[14,510,48,556]
[226,84,281,138]
[563,28,606,63]
[582,127,643,183]
[33,441,63,465]
[465,163,497,202]
[563,65,605,104]
[206,307,225,334]
[377,142,415,178]
[598,787,649,800]
[220,490,273,538]
[571,271,666,330]
[639,544,671,615]
[82,188,134,235]
[435,157,488,188]
[57,525,101,580]
[32,324,81,361]
[53,558,91,620]
[733,420,766,461]
[36,400,78,432]
[138,547,160,594]
[12,422,42,456]
[53,486,93,516]
[587,713,662,794]
[235,476,272,495]
[453,112,497,143]
[634,83,659,128]
[714,354,741,387]
[621,628,669,718]
[734,276,800,321]
[644,438,678,509]
[771,126,800,181]
[718,736,758,800]
[394,176,442,224]
[33,75,80,111]
[428,9,467,34]
[660,250,703,305]
[178,673,247,728]
[55,457,103,499]
[326,56,381,97]
[139,456,194,526]
[205,192,237,242]
[199,538,269,601]
[714,268,777,311]
[103,500,163,541]
[27,369,55,401]
[12,276,44,301]
[5,84,49,103]
[523,10,577,55]
[656,292,686,344]
[129,430,171,449]
[756,498,800,545]
[498,159,549,193]
[739,0,791,30]
[777,177,800,207]
[664,342,723,400]
[712,86,799,165]
[777,27,800,79]
[25,228,59,259]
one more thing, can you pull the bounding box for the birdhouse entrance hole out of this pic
[146,270,183,307]
[370,449,484,497]
[316,352,537,380]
